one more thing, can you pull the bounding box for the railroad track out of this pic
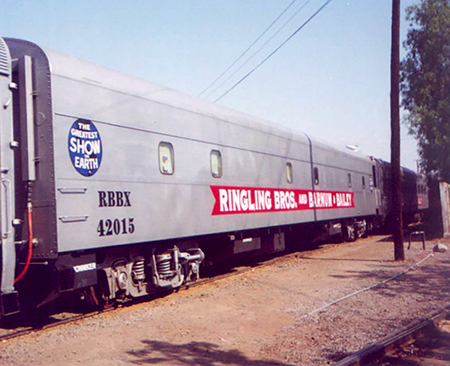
[333,304,450,366]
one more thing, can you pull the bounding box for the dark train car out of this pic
[375,159,428,227]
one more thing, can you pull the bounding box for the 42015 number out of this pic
[97,218,135,237]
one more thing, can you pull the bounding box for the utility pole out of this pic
[391,0,404,261]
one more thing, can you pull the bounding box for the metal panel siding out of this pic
[52,85,310,162]
[311,141,377,221]
[44,47,376,253]
[54,113,315,252]
[0,38,10,76]
[44,47,310,157]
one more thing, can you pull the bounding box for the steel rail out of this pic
[332,303,450,366]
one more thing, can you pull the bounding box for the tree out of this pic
[401,0,450,181]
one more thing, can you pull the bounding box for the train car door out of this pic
[372,163,382,214]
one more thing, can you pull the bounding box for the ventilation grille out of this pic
[0,38,10,76]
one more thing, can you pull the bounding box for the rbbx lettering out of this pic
[98,191,131,207]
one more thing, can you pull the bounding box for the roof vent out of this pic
[0,38,10,76]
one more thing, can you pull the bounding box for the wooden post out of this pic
[391,0,404,260]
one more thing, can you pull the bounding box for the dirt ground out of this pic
[0,235,449,366]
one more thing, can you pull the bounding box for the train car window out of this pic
[210,150,222,178]
[313,167,319,185]
[159,142,174,175]
[362,176,366,189]
[286,162,293,184]
[372,166,378,187]
[347,173,352,188]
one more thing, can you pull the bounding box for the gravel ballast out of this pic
[0,235,449,366]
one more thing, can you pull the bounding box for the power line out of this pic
[204,0,312,100]
[198,0,298,98]
[214,0,335,103]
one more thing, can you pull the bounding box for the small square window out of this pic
[210,150,222,178]
[314,167,319,185]
[286,162,293,184]
[159,142,174,175]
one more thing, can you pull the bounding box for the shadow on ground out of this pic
[329,256,450,300]
[126,340,296,366]
[301,252,450,364]
[298,247,450,300]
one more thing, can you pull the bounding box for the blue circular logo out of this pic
[68,119,102,177]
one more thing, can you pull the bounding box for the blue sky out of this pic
[1,0,420,169]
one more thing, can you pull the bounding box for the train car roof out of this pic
[43,47,297,134]
[8,38,373,165]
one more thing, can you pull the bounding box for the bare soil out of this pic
[1,235,449,366]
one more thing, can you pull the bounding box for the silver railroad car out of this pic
[0,38,421,317]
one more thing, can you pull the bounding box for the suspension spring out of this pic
[156,253,173,278]
[132,258,146,282]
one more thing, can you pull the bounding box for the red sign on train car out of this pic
[210,186,354,215]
